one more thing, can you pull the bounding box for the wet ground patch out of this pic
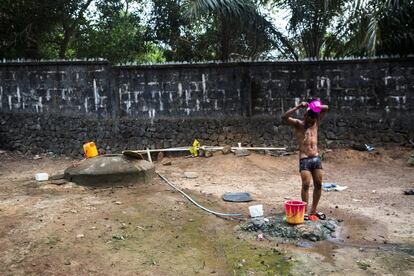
[241,215,339,242]
[104,190,293,275]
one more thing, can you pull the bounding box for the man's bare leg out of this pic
[300,170,312,213]
[309,169,323,214]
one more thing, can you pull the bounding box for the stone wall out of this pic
[116,65,244,117]
[0,58,413,155]
[1,112,410,155]
[0,61,113,117]
[248,60,413,116]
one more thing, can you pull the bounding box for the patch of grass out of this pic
[45,236,61,246]
[357,260,371,270]
[112,233,126,241]
[144,256,157,266]
[220,238,291,275]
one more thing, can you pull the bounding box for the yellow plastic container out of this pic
[83,142,98,158]
[188,139,200,157]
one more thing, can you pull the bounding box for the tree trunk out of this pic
[59,30,72,58]
[219,16,230,61]
[58,0,94,59]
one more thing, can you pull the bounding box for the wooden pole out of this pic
[146,148,152,163]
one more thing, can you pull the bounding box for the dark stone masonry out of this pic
[0,58,413,155]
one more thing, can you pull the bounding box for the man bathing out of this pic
[282,99,329,220]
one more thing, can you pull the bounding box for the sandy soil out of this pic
[1,148,413,275]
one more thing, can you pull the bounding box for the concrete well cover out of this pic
[64,155,155,187]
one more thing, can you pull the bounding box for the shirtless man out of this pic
[282,100,329,220]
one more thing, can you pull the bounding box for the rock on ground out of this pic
[408,153,414,166]
[184,171,198,179]
[234,149,251,157]
[222,145,232,155]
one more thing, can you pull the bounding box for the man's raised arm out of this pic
[281,102,307,126]
[319,104,330,121]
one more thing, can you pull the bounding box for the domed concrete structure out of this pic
[64,155,155,187]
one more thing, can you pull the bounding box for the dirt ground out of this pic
[1,147,414,275]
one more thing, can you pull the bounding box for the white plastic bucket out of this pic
[248,204,263,217]
[35,173,49,181]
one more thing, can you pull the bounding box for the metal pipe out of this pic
[124,146,286,154]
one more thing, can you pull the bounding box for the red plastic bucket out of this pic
[284,200,307,225]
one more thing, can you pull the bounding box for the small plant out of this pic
[45,236,61,246]
[112,234,125,240]
[357,260,370,270]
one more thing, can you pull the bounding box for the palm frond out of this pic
[366,12,380,56]
[183,0,299,59]
[183,0,256,20]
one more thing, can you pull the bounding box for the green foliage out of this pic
[183,0,257,19]
[0,0,62,58]
[0,0,413,61]
[72,0,165,63]
[319,0,414,57]
[151,0,205,61]
[151,0,287,61]
[275,0,350,59]
[355,0,414,56]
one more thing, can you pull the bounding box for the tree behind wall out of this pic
[276,0,414,58]
[1,0,413,61]
[151,0,283,61]
[275,0,348,59]
[74,0,162,63]
[350,0,414,57]
[0,0,165,62]
[0,0,61,59]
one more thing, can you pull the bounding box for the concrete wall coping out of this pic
[1,56,413,68]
